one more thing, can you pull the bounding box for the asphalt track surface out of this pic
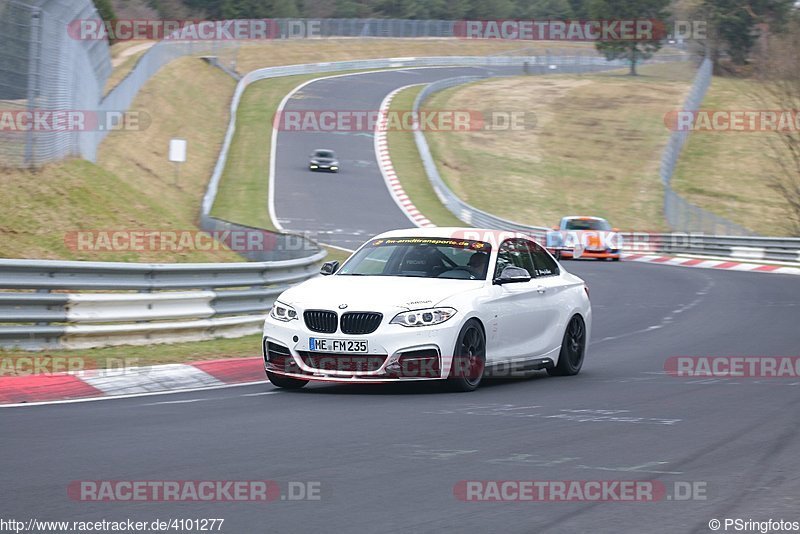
[4,66,800,533]
[3,263,800,533]
[273,66,528,249]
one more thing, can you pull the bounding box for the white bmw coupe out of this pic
[262,228,591,392]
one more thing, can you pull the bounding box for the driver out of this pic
[467,252,489,279]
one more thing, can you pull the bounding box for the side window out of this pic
[495,239,536,278]
[514,239,537,277]
[494,240,514,278]
[529,241,560,277]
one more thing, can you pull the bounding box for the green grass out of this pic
[386,86,465,227]
[671,77,791,235]
[0,58,242,263]
[212,71,383,231]
[421,62,696,231]
[0,159,240,262]
[210,70,394,261]
[233,39,594,74]
[0,335,263,372]
[210,76,308,231]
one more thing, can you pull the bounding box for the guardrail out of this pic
[205,52,676,219]
[618,233,800,263]
[408,57,673,236]
[412,74,554,235]
[208,52,678,231]
[410,70,800,265]
[0,252,324,350]
[3,54,640,351]
[658,58,754,236]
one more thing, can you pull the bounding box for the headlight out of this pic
[390,307,456,327]
[270,301,298,322]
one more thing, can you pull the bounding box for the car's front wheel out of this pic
[548,315,586,376]
[448,319,486,392]
[266,370,308,389]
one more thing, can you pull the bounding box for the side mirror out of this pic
[320,261,339,276]
[493,265,531,285]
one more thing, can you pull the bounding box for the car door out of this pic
[487,238,560,361]
[528,241,571,355]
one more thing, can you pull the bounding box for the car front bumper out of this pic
[309,164,338,172]
[555,249,621,259]
[262,315,464,383]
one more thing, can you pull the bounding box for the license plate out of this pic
[309,338,368,353]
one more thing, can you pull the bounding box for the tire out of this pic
[548,315,586,377]
[447,320,486,392]
[266,370,308,389]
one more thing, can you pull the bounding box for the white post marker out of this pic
[168,138,187,185]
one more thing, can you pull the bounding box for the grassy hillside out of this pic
[0,58,240,262]
[671,77,789,235]
[421,62,695,231]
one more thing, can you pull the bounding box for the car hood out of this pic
[278,275,484,313]
[311,158,337,164]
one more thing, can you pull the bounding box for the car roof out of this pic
[371,227,536,241]
[561,215,607,221]
[313,148,335,153]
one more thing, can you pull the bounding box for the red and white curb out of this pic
[375,86,435,228]
[0,357,266,406]
[622,253,800,275]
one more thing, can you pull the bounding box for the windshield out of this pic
[314,150,335,159]
[564,218,611,231]
[338,237,492,280]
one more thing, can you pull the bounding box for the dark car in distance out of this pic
[309,149,339,173]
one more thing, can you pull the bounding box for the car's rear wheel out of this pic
[448,320,486,392]
[548,315,586,377]
[266,370,308,389]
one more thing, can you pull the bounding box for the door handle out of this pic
[536,285,547,294]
